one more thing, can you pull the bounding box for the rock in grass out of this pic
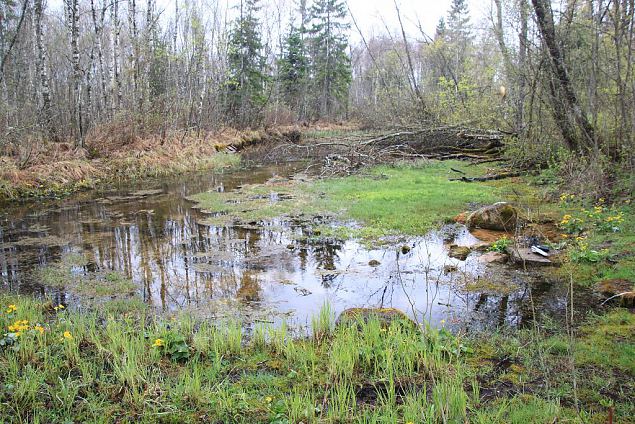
[335,307,418,330]
[368,259,381,266]
[507,246,553,266]
[467,202,519,231]
[449,244,471,261]
[595,279,635,307]
[478,251,508,264]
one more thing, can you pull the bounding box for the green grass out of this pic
[553,197,635,288]
[0,295,632,423]
[190,160,503,238]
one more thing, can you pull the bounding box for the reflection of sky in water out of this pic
[0,164,594,331]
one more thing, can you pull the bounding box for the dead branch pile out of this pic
[245,125,513,176]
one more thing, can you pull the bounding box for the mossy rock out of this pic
[449,244,471,261]
[467,202,520,231]
[335,307,418,331]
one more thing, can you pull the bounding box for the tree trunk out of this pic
[34,0,54,138]
[111,0,122,111]
[90,0,108,116]
[531,0,596,153]
[517,0,529,132]
[67,0,83,148]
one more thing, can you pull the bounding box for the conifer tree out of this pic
[226,0,266,127]
[279,24,309,118]
[446,0,472,78]
[307,0,351,119]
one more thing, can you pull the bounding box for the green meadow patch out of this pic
[189,160,503,238]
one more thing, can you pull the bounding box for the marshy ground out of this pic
[0,145,633,422]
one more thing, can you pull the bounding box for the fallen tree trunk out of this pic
[449,171,525,182]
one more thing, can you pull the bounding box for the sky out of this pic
[48,0,489,41]
[346,0,488,39]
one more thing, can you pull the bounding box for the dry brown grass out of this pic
[0,125,247,200]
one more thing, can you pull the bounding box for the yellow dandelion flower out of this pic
[54,304,65,311]
[561,234,569,238]
[265,396,273,403]
[14,331,21,337]
[63,331,73,340]
[152,338,165,347]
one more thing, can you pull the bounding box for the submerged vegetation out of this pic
[0,295,632,423]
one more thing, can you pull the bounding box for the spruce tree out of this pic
[279,24,309,118]
[446,0,472,77]
[307,0,351,119]
[225,0,266,127]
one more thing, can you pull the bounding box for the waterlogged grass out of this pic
[312,161,501,235]
[190,160,502,238]
[0,295,631,422]
[36,254,137,298]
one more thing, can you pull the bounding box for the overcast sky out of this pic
[49,0,490,41]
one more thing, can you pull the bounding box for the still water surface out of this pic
[0,163,590,330]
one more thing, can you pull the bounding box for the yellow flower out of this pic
[34,325,44,335]
[265,396,273,403]
[8,320,30,333]
[440,319,446,324]
[54,304,65,311]
[406,422,415,424]
[63,331,73,340]
[14,332,21,337]
[152,338,165,347]
[6,304,17,313]
[561,234,569,238]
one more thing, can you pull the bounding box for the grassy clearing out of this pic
[189,160,503,238]
[0,295,631,422]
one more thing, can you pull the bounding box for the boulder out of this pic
[368,259,381,266]
[454,212,468,224]
[335,307,418,330]
[595,279,635,307]
[478,251,509,264]
[467,202,519,231]
[507,247,552,266]
[449,244,471,261]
